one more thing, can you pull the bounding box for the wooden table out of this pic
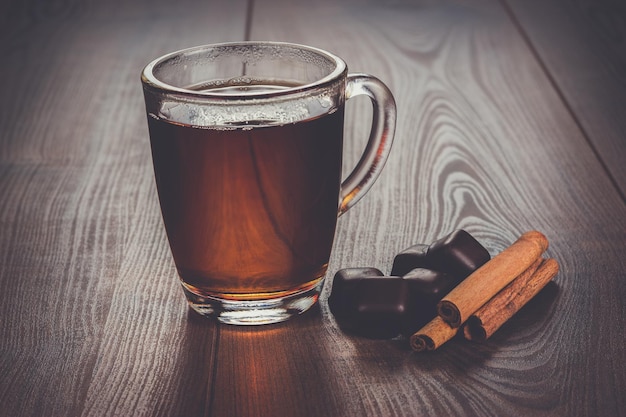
[1,0,625,416]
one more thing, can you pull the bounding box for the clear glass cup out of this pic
[141,41,395,325]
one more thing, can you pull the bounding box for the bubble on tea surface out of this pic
[318,95,332,108]
[158,102,226,128]
[158,99,320,128]
[157,71,341,128]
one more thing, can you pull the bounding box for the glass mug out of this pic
[141,42,395,325]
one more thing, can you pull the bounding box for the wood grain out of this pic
[0,0,247,415]
[1,0,625,416]
[504,0,626,200]
[210,0,626,416]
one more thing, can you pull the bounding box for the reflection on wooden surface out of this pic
[1,0,625,416]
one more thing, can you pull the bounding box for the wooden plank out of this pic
[210,0,626,416]
[504,0,626,198]
[0,0,248,415]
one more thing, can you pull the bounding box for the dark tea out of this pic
[148,104,345,300]
[142,41,395,323]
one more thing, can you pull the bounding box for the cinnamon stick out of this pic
[437,231,548,328]
[410,316,458,352]
[463,258,559,341]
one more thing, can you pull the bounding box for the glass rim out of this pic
[141,41,347,100]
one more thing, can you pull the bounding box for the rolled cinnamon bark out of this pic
[410,316,458,352]
[437,231,548,328]
[463,258,559,341]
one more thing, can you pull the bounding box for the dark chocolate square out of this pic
[403,268,459,304]
[390,243,431,276]
[352,277,411,339]
[401,268,459,335]
[328,267,384,321]
[426,230,490,279]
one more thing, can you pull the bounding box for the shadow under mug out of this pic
[141,41,395,325]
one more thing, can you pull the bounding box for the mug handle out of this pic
[339,74,396,216]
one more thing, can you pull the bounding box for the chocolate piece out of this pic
[401,268,459,334]
[329,230,490,339]
[403,268,458,305]
[352,277,411,339]
[328,267,384,320]
[427,230,490,279]
[390,244,431,276]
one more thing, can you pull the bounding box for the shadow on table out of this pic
[195,303,349,416]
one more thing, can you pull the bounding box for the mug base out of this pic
[181,280,323,325]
